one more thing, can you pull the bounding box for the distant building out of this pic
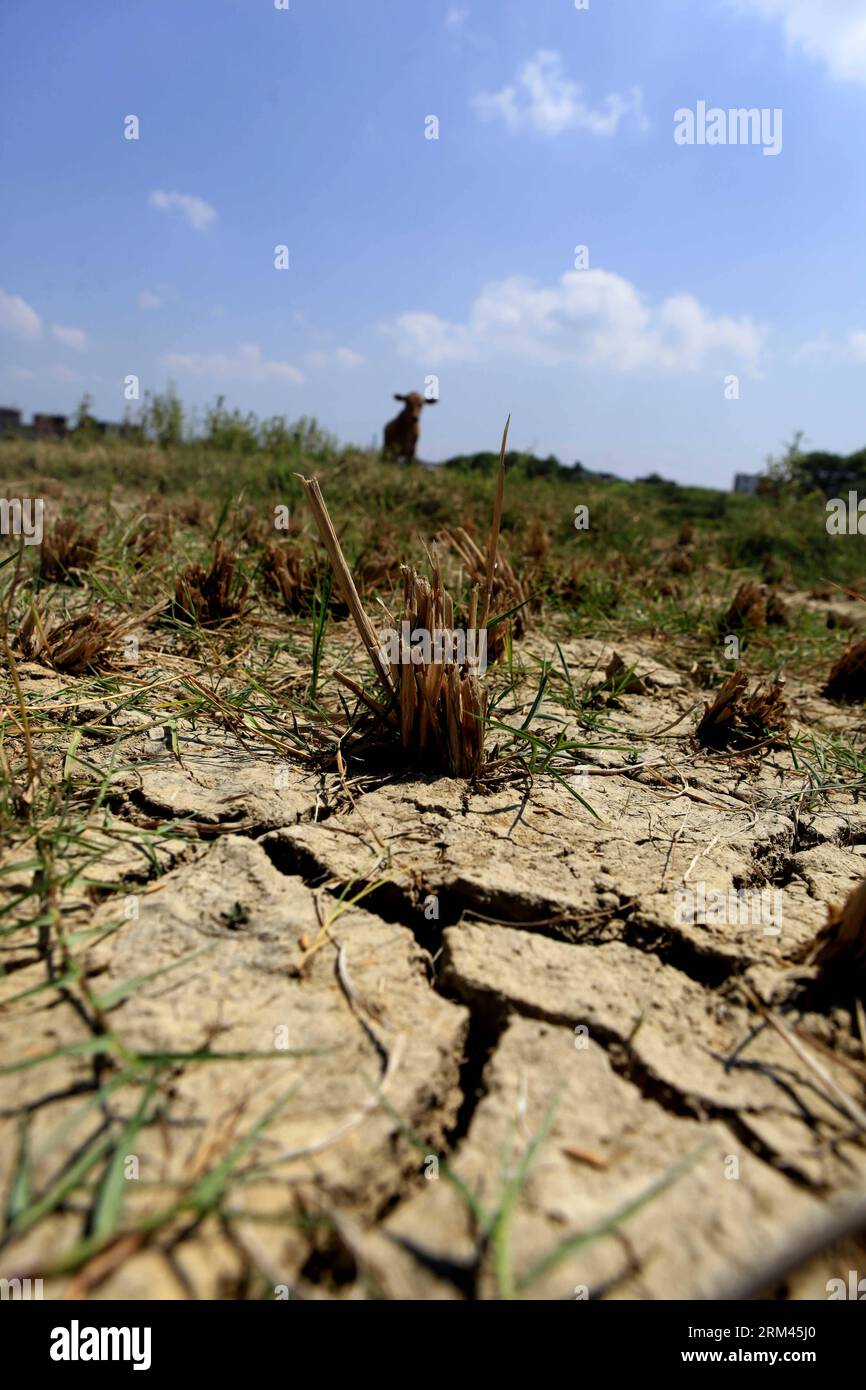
[733,473,760,494]
[33,414,68,440]
[0,407,22,436]
[0,407,143,443]
[636,472,677,486]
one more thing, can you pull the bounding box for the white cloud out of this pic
[162,341,305,384]
[306,346,366,370]
[7,366,35,381]
[138,289,162,310]
[0,289,41,340]
[797,328,866,363]
[733,0,866,83]
[47,364,82,383]
[382,268,765,373]
[149,190,217,231]
[796,332,836,361]
[445,6,468,28]
[474,50,646,138]
[51,322,88,352]
[850,331,866,361]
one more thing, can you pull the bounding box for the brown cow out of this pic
[383,391,437,464]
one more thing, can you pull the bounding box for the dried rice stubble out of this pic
[39,517,103,585]
[171,540,250,626]
[15,600,155,675]
[437,522,528,660]
[823,638,866,703]
[695,669,789,750]
[297,418,510,780]
[797,878,866,999]
[391,559,487,778]
[298,483,488,779]
[37,610,118,674]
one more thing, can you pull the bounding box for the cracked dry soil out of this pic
[2,633,866,1300]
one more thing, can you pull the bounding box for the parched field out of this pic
[2,436,866,1300]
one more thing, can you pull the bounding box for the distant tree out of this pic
[759,431,866,498]
[204,395,259,453]
[141,384,184,448]
[73,392,99,436]
[759,431,806,495]
[636,472,675,486]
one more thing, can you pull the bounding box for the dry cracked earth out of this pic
[3,630,866,1300]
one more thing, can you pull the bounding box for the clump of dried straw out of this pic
[823,638,866,703]
[437,523,527,659]
[696,669,788,749]
[721,582,787,634]
[40,517,102,585]
[15,601,157,675]
[298,418,511,778]
[798,878,866,996]
[388,557,487,777]
[172,541,250,626]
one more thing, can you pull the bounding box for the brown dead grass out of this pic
[262,541,313,613]
[299,479,489,778]
[696,670,789,749]
[127,508,173,566]
[40,518,102,584]
[800,878,866,992]
[724,582,767,631]
[388,560,487,778]
[172,542,250,626]
[439,524,527,659]
[721,582,788,634]
[823,639,866,703]
[16,604,116,674]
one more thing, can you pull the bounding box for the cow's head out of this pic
[394,391,437,421]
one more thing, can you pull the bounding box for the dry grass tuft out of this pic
[356,549,404,598]
[604,652,650,695]
[761,554,787,586]
[799,879,866,993]
[262,541,348,617]
[16,604,116,674]
[721,582,787,633]
[809,580,835,601]
[297,418,511,779]
[298,485,488,778]
[262,541,313,613]
[128,509,173,566]
[723,582,767,631]
[826,610,856,631]
[172,541,250,626]
[439,524,526,658]
[558,557,589,604]
[667,548,693,576]
[174,498,215,530]
[696,670,789,749]
[522,516,551,564]
[764,589,788,626]
[40,518,102,584]
[823,639,866,703]
[388,560,487,777]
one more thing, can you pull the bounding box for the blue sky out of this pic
[1,0,866,485]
